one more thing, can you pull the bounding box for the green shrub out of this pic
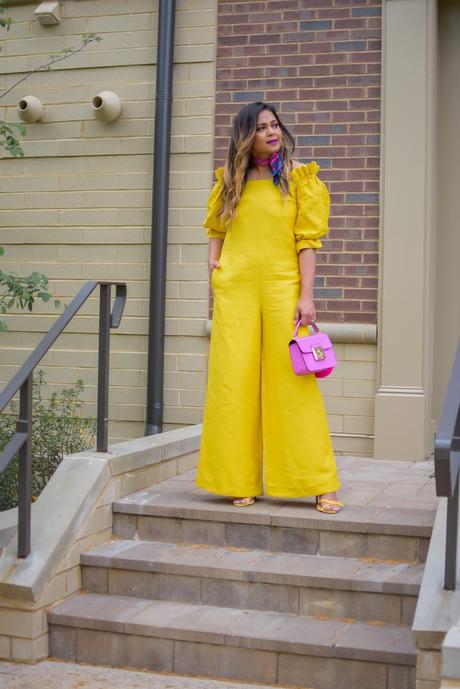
[0,370,96,511]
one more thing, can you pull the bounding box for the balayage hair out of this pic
[220,101,295,225]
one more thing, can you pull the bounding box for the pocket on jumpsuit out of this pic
[211,265,222,290]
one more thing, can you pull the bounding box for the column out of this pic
[374,0,437,459]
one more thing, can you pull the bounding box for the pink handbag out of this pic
[289,321,337,378]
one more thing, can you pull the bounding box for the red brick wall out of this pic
[213,0,381,324]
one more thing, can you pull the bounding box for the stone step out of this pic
[81,539,422,625]
[112,488,432,563]
[48,592,416,689]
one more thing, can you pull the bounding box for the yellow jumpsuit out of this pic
[196,162,340,499]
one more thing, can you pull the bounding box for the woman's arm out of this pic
[208,237,224,273]
[295,247,317,325]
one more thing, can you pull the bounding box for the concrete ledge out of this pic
[413,498,460,687]
[0,425,202,660]
[0,455,110,602]
[413,500,460,649]
[443,625,460,681]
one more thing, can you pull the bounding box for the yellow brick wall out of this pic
[319,343,376,457]
[0,0,216,440]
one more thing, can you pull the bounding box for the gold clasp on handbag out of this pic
[312,345,326,361]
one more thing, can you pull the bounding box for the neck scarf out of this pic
[252,152,283,186]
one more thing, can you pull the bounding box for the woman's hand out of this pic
[294,296,316,326]
[209,259,221,274]
[208,237,223,278]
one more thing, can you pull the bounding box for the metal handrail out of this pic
[434,339,460,590]
[0,281,127,558]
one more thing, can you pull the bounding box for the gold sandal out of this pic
[316,496,343,514]
[232,497,256,507]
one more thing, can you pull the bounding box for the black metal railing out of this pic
[0,281,127,559]
[434,339,460,591]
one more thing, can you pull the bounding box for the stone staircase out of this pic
[48,462,436,689]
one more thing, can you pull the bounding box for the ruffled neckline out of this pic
[214,161,320,183]
[289,161,320,181]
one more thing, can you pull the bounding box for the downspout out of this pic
[145,0,176,435]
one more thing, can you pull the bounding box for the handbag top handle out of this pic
[293,320,320,338]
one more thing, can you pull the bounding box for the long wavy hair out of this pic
[219,102,295,225]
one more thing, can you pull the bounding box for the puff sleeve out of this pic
[291,161,330,252]
[203,167,226,239]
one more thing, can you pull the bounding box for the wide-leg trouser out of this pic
[196,271,340,499]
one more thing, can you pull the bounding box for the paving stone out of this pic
[108,569,157,599]
[116,490,278,524]
[112,512,137,538]
[48,626,76,660]
[223,608,343,656]
[417,535,430,562]
[154,572,201,603]
[137,515,182,542]
[366,507,435,536]
[124,601,240,645]
[173,640,278,684]
[299,587,403,625]
[266,551,364,588]
[370,533,418,562]
[81,565,108,594]
[76,629,174,671]
[402,595,418,625]
[334,620,416,664]
[319,530,419,561]
[225,522,271,550]
[273,525,320,554]
[388,664,416,689]
[270,503,383,532]
[277,652,388,689]
[319,530,368,558]
[48,593,153,633]
[182,518,226,545]
[105,565,204,605]
[200,578,299,614]
[383,563,425,594]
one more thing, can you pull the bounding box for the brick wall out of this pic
[0,0,216,440]
[213,0,381,324]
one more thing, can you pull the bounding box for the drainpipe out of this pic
[145,0,176,435]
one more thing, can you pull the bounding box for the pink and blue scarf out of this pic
[252,152,283,186]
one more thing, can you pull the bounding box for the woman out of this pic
[196,101,342,514]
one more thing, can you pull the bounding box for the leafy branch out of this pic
[0,247,60,332]
[0,0,11,31]
[0,119,26,157]
[0,21,101,157]
[0,33,101,103]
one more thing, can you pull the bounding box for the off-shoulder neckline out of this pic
[216,161,320,181]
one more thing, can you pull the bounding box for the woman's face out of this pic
[251,109,282,159]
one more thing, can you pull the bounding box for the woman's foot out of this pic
[232,497,256,507]
[316,492,343,514]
